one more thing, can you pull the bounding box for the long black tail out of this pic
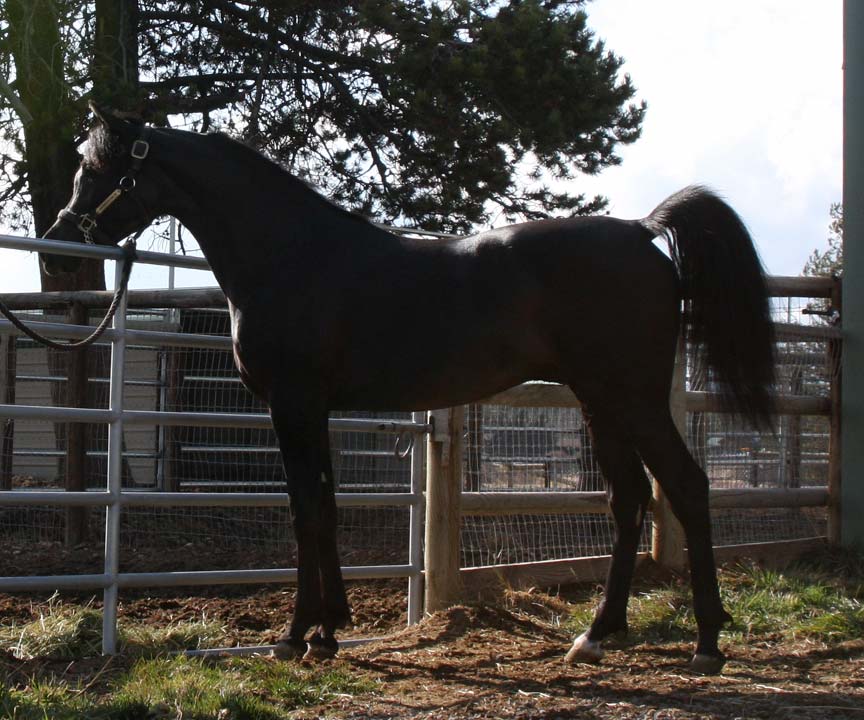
[641,185,775,429]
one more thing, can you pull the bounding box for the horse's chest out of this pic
[229,307,274,401]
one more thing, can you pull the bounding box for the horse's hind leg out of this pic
[566,406,652,665]
[630,409,732,675]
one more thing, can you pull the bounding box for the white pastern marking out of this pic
[564,631,604,664]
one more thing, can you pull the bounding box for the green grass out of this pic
[0,596,375,719]
[1,656,374,719]
[565,550,864,646]
[0,594,230,660]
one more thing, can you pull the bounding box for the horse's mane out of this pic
[85,122,372,228]
[200,132,372,225]
[84,123,125,171]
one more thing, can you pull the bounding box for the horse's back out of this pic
[324,214,681,410]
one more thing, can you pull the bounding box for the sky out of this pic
[0,1,843,291]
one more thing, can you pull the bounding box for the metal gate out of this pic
[0,233,428,654]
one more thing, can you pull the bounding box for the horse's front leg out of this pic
[305,424,352,660]
[268,400,333,660]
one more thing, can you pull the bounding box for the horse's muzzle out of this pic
[40,220,87,276]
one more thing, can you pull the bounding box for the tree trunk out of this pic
[7,0,140,489]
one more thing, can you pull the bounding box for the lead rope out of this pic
[0,237,138,351]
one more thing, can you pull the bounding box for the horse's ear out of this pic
[88,101,139,138]
[90,101,116,128]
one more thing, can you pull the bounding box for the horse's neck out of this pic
[160,136,315,307]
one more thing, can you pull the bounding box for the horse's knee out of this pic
[608,478,652,530]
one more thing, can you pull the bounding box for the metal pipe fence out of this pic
[0,233,429,654]
[0,233,842,656]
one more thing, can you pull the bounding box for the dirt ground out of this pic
[1,572,863,719]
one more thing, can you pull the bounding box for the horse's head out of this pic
[41,104,161,276]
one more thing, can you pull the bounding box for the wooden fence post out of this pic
[424,406,464,614]
[652,338,687,570]
[65,302,89,546]
[0,331,14,490]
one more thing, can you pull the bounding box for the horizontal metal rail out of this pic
[0,317,231,350]
[0,403,431,434]
[0,233,211,271]
[0,489,419,508]
[16,374,162,388]
[0,563,418,593]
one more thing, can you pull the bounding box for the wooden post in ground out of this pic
[0,331,15,490]
[652,338,687,570]
[424,406,464,614]
[65,302,89,546]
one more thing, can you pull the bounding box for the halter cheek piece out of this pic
[56,126,152,245]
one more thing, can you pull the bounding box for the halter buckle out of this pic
[130,139,150,161]
[78,214,98,234]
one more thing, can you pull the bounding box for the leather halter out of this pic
[56,126,152,245]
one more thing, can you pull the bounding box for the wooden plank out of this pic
[686,392,831,416]
[484,384,832,416]
[709,486,829,509]
[0,288,227,311]
[458,486,827,517]
[0,276,832,311]
[461,491,608,516]
[460,553,646,595]
[766,276,836,298]
[461,538,827,596]
[711,537,827,566]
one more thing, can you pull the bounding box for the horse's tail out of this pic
[640,185,775,429]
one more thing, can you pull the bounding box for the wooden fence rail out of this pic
[424,274,842,610]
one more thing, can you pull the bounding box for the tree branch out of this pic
[148,88,247,115]
[141,72,302,90]
[0,75,33,125]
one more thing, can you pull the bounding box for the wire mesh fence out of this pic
[0,278,839,579]
[0,305,417,579]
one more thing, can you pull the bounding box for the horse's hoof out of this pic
[303,637,339,662]
[272,639,307,661]
[565,632,604,665]
[690,652,726,675]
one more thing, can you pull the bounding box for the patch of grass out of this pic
[0,675,93,720]
[1,655,375,719]
[110,655,374,718]
[1,594,103,660]
[722,562,864,642]
[0,595,231,661]
[565,552,864,646]
[121,617,230,656]
[564,583,695,643]
[0,596,375,719]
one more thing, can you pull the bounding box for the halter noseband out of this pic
[57,127,152,245]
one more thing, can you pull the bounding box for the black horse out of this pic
[42,107,774,674]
